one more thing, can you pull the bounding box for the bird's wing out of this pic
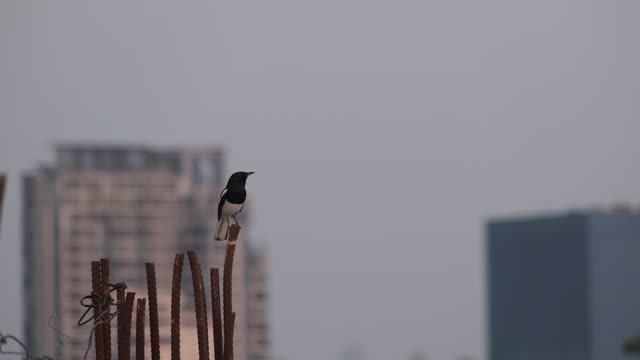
[217,192,227,221]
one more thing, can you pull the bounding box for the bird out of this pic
[213,171,254,241]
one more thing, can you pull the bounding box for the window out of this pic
[82,151,94,168]
[193,157,219,185]
[128,152,145,169]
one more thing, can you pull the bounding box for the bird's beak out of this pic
[247,171,255,176]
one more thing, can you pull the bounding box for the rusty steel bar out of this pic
[117,286,127,360]
[187,251,210,360]
[118,292,136,360]
[146,263,161,360]
[136,298,146,360]
[228,225,241,243]
[91,261,106,360]
[0,174,6,230]
[222,225,240,360]
[211,268,223,360]
[100,258,112,359]
[225,312,235,360]
[171,253,184,360]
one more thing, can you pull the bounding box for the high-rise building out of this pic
[23,145,269,360]
[487,210,640,360]
[245,244,270,359]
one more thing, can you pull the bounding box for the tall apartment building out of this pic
[487,210,640,360]
[23,145,269,360]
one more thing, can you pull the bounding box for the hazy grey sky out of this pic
[1,1,639,359]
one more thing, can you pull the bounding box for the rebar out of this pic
[171,254,184,360]
[136,298,146,360]
[187,251,210,360]
[223,225,241,360]
[0,174,6,231]
[117,286,126,360]
[118,292,136,360]
[91,261,106,360]
[225,312,235,360]
[100,258,112,359]
[146,263,161,360]
[211,268,223,360]
[77,280,125,360]
[46,243,247,360]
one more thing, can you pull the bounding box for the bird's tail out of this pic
[213,217,229,241]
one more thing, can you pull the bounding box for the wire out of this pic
[0,331,55,360]
[1,281,128,360]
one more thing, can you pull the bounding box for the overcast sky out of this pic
[1,1,640,359]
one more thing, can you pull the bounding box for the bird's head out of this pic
[227,171,254,187]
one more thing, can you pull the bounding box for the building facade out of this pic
[487,211,640,360]
[23,145,268,360]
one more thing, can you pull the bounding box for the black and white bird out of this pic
[213,171,254,241]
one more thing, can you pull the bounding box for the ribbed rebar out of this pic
[117,286,127,360]
[171,253,184,360]
[187,251,210,360]
[136,298,146,360]
[0,174,6,229]
[100,258,111,359]
[225,312,235,360]
[223,225,241,360]
[91,261,106,360]
[146,263,161,360]
[211,268,223,360]
[118,292,136,360]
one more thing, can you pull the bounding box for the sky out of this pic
[1,1,640,359]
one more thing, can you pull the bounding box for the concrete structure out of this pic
[23,145,269,360]
[487,210,640,360]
